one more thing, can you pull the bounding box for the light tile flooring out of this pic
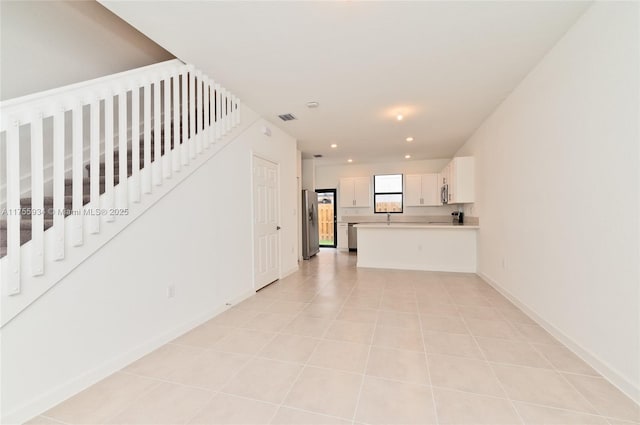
[29,250,639,425]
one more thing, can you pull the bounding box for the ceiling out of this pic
[100,1,590,164]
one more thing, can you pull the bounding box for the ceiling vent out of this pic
[278,113,297,122]
[313,154,323,158]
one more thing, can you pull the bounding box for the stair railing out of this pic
[0,59,240,323]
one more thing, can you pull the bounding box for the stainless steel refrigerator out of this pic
[301,190,320,260]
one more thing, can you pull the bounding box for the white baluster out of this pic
[104,94,116,221]
[172,71,181,173]
[235,96,240,127]
[71,102,83,246]
[143,82,152,193]
[231,95,236,128]
[210,81,217,143]
[220,88,226,135]
[5,119,21,294]
[237,98,241,126]
[228,94,232,128]
[181,69,189,166]
[118,90,128,207]
[203,76,210,149]
[208,80,215,146]
[89,98,100,234]
[196,71,203,154]
[189,68,196,159]
[163,75,172,179]
[223,89,230,135]
[30,112,45,276]
[215,83,222,141]
[52,106,66,257]
[130,84,141,202]
[226,91,232,133]
[231,95,237,128]
[153,79,162,186]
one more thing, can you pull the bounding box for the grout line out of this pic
[276,404,355,424]
[122,275,320,424]
[458,307,528,425]
[527,341,614,424]
[507,399,618,423]
[417,284,442,425]
[266,266,356,424]
[202,389,355,424]
[349,276,383,425]
[35,415,70,425]
[452,289,617,423]
[183,390,218,425]
[38,253,626,425]
[92,376,163,424]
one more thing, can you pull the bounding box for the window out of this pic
[374,174,403,213]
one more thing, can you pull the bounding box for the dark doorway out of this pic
[316,189,337,248]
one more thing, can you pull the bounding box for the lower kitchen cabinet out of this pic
[337,222,349,250]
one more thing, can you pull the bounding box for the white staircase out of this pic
[0,59,241,326]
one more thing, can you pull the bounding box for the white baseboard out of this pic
[1,294,252,425]
[226,289,259,308]
[280,265,299,280]
[478,271,640,405]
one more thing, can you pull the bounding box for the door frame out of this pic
[250,152,281,290]
[315,188,337,248]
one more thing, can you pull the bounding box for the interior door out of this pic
[252,155,280,290]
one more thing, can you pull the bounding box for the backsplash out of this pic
[341,214,479,225]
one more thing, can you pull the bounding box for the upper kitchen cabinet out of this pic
[443,156,475,204]
[339,177,371,207]
[405,174,442,206]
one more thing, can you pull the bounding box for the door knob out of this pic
[276,226,281,230]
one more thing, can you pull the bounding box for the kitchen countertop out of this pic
[355,222,479,229]
[340,215,480,226]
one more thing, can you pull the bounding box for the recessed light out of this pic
[306,101,319,108]
[406,137,414,142]
[405,154,411,159]
[396,114,403,121]
[347,159,353,163]
[330,143,338,148]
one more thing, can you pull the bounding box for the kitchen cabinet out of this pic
[405,173,442,206]
[440,157,474,204]
[337,222,349,250]
[339,177,370,208]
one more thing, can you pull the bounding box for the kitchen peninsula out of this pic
[355,222,479,272]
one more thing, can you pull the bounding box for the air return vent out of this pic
[278,113,297,121]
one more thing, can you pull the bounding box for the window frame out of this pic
[373,173,404,214]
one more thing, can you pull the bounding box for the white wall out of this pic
[0,0,175,203]
[315,159,457,220]
[297,151,303,261]
[0,0,173,100]
[455,2,640,401]
[0,107,299,423]
[301,158,316,191]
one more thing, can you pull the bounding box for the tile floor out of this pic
[28,250,639,425]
